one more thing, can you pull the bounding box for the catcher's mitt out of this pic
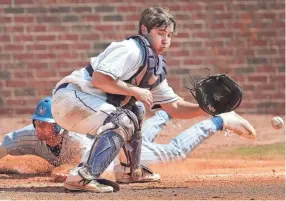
[187,72,243,116]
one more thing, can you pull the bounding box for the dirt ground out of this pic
[0,114,285,200]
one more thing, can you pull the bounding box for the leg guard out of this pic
[79,107,140,180]
[122,102,145,180]
[79,130,125,179]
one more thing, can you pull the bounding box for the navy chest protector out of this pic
[86,35,167,107]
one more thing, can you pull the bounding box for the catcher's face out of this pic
[34,120,58,141]
[144,24,174,55]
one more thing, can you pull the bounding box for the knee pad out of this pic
[97,108,139,141]
[132,102,146,122]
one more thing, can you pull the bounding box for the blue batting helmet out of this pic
[31,96,56,123]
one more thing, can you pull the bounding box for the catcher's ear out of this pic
[141,25,148,35]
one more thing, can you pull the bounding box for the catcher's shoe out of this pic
[64,173,113,193]
[114,162,160,183]
[218,111,256,139]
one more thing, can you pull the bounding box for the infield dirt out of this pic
[0,114,284,200]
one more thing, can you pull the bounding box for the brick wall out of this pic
[0,0,285,116]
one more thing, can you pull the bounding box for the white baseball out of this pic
[271,116,284,130]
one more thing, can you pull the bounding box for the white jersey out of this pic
[55,38,179,106]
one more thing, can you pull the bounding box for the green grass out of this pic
[199,143,285,160]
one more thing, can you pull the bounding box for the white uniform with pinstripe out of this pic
[0,110,217,166]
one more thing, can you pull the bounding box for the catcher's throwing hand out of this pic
[187,73,243,116]
[133,87,153,109]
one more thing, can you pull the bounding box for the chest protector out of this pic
[105,35,167,107]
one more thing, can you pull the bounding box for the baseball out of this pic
[271,116,284,130]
